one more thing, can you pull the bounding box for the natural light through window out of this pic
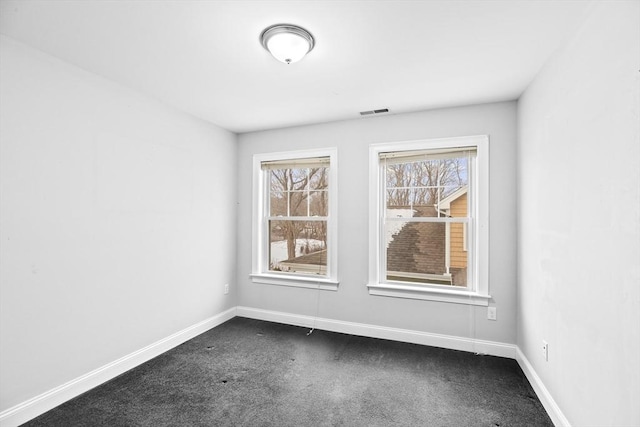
[251,148,338,290]
[368,136,490,305]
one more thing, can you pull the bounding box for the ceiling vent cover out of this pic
[360,108,389,116]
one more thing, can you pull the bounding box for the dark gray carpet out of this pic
[23,317,552,426]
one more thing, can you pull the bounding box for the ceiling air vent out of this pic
[360,108,389,116]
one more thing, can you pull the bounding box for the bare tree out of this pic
[386,157,467,208]
[270,167,328,261]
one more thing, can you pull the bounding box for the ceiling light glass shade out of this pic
[260,24,315,64]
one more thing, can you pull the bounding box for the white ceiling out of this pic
[0,0,592,133]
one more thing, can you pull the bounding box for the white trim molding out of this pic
[0,307,236,427]
[251,147,339,290]
[2,308,569,427]
[250,273,339,290]
[516,347,571,427]
[236,306,515,359]
[368,135,490,305]
[367,282,490,306]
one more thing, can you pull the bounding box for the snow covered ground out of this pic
[270,239,325,265]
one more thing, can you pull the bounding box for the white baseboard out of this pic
[3,307,567,427]
[516,347,570,427]
[236,306,516,359]
[0,307,236,427]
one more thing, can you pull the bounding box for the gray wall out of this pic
[517,2,640,425]
[0,35,237,411]
[237,101,517,345]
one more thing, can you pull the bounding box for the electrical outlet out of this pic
[542,340,549,361]
[224,283,229,295]
[487,306,497,321]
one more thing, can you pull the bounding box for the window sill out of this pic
[367,282,490,306]
[251,273,339,291]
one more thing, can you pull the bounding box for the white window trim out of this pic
[251,147,339,290]
[367,135,490,306]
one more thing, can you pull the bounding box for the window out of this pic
[368,136,489,305]
[251,148,338,290]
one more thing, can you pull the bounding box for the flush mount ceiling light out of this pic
[260,24,315,64]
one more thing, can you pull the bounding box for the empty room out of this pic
[0,1,638,426]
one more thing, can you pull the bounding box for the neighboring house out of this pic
[437,186,468,276]
[387,186,468,287]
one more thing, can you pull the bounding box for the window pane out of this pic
[308,167,328,190]
[270,169,287,191]
[448,191,468,218]
[289,190,309,216]
[386,189,412,208]
[385,220,467,287]
[309,191,328,216]
[269,220,327,275]
[386,163,411,189]
[270,168,308,192]
[288,168,309,187]
[269,190,287,216]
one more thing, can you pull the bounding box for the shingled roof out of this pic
[387,206,446,276]
[278,249,327,275]
[387,203,467,287]
[281,249,326,266]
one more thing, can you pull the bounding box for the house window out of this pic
[251,148,338,290]
[367,136,489,305]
